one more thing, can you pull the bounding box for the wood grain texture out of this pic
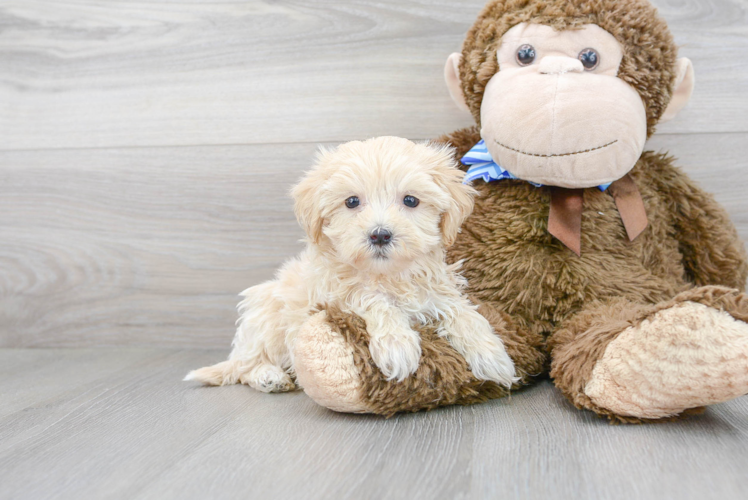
[0,143,312,348]
[1,3,747,498]
[0,348,747,500]
[0,0,747,150]
[1,134,746,348]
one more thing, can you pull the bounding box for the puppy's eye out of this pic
[516,44,536,66]
[578,48,599,70]
[403,195,419,208]
[345,196,360,209]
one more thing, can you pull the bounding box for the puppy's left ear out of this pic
[291,157,326,244]
[427,144,476,247]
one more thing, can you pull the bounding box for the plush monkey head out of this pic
[445,0,694,189]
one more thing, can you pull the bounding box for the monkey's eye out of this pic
[516,44,536,66]
[403,195,419,208]
[345,196,360,209]
[578,48,600,71]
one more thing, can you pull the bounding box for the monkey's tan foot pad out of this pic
[293,311,369,413]
[585,301,748,419]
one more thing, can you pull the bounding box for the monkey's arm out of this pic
[650,153,748,291]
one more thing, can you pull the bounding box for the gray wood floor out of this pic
[1,348,747,500]
[1,1,748,499]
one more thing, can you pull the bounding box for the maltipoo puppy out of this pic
[185,136,517,392]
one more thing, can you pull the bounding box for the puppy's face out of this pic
[292,137,475,273]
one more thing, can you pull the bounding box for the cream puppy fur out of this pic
[185,136,517,392]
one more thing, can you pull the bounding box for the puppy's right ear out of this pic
[425,142,476,247]
[291,161,325,244]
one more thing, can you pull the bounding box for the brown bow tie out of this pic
[547,174,648,256]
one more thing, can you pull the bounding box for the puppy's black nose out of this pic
[369,228,392,246]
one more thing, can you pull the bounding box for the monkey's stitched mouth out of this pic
[495,139,618,158]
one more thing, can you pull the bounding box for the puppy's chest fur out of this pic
[354,277,458,326]
[311,254,465,327]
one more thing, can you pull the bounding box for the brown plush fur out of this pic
[321,305,509,417]
[431,125,747,421]
[302,0,748,421]
[548,298,658,422]
[459,0,678,136]
[472,298,547,380]
[550,286,748,422]
[318,298,548,417]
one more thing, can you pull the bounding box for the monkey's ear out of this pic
[660,58,695,123]
[291,167,325,245]
[444,52,470,113]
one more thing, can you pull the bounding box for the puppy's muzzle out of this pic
[369,228,392,247]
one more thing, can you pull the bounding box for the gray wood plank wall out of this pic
[1,0,747,348]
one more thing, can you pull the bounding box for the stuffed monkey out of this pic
[291,0,748,422]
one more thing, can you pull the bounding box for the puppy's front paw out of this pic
[368,329,422,382]
[463,337,518,388]
[441,310,519,388]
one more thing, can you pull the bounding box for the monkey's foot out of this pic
[585,301,748,419]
